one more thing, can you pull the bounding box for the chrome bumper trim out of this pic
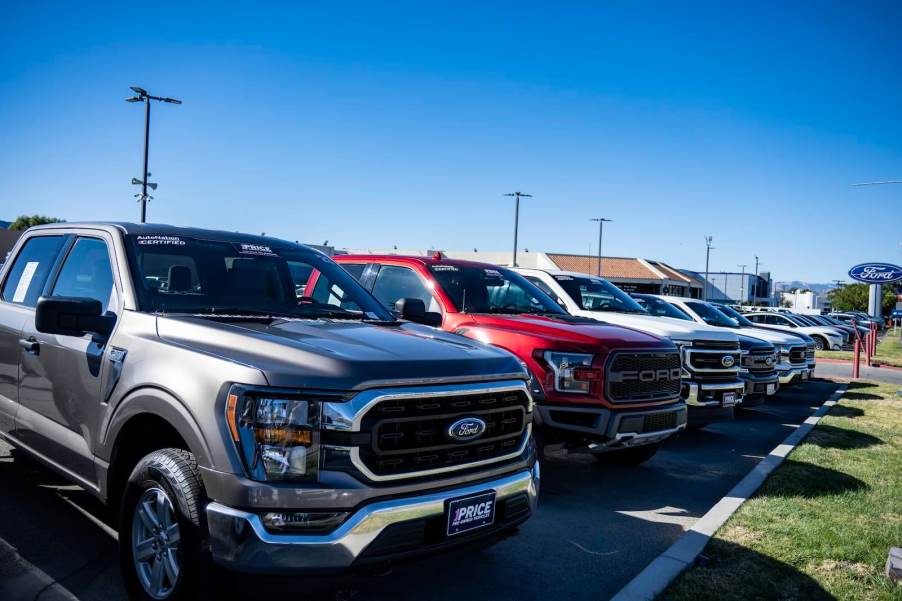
[206,464,539,573]
[683,380,745,407]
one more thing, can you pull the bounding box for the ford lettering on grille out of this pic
[608,368,682,383]
[447,417,488,442]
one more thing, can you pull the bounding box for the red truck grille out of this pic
[357,390,530,478]
[605,351,682,403]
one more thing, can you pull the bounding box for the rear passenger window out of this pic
[1,236,66,307]
[52,238,116,313]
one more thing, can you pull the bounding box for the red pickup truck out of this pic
[318,254,688,465]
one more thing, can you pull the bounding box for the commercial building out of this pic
[684,269,773,305]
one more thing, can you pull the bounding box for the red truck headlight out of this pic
[226,386,321,482]
[541,351,597,394]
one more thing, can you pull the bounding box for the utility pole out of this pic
[504,192,532,267]
[704,236,714,301]
[738,264,747,304]
[590,218,612,276]
[126,86,182,223]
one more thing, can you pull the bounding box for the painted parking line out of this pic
[610,384,848,601]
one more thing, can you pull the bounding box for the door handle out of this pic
[18,337,40,355]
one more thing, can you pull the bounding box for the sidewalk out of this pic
[815,360,902,386]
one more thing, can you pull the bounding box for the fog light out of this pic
[261,511,349,534]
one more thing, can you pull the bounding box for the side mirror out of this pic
[35,296,115,338]
[394,298,442,327]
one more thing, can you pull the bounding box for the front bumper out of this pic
[206,464,539,574]
[534,400,687,448]
[683,379,745,407]
[741,371,780,396]
[776,364,808,385]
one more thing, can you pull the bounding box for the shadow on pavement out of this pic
[664,538,834,601]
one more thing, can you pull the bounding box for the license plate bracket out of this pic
[766,383,777,395]
[446,491,496,537]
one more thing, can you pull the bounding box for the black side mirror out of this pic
[394,298,442,327]
[35,296,115,338]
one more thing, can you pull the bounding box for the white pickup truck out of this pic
[634,294,812,391]
[514,268,745,427]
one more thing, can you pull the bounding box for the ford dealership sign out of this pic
[848,263,902,284]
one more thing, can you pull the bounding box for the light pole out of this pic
[590,218,612,276]
[704,236,714,301]
[738,264,747,304]
[126,86,182,223]
[504,192,532,266]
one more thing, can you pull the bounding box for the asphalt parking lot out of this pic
[0,380,840,601]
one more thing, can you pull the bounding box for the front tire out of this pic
[593,443,661,466]
[813,336,826,351]
[119,448,206,601]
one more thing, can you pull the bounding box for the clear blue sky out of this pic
[2,1,900,282]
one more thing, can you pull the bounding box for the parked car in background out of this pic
[713,304,817,381]
[794,314,857,347]
[511,268,745,427]
[829,312,883,330]
[743,311,844,351]
[330,254,687,464]
[0,224,540,601]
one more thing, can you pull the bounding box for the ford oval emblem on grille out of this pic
[447,417,487,442]
[765,356,774,366]
[721,355,735,368]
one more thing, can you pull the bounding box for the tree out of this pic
[828,283,898,315]
[8,215,65,231]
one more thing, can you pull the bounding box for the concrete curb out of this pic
[0,537,79,601]
[609,384,849,601]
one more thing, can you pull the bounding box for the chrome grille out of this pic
[788,346,806,364]
[742,350,776,374]
[357,390,529,478]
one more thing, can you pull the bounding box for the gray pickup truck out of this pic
[0,223,538,600]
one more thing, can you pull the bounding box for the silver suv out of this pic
[0,223,538,600]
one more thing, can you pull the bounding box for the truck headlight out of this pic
[226,386,320,482]
[542,351,597,394]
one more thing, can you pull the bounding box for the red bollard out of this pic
[853,338,860,379]
[866,332,873,367]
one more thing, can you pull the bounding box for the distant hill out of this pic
[0,220,10,229]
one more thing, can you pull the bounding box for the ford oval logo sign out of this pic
[848,263,902,284]
[721,355,735,368]
[447,417,487,442]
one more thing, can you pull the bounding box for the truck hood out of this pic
[466,313,674,351]
[736,326,805,346]
[569,310,738,343]
[156,316,525,389]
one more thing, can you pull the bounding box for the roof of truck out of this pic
[336,253,507,270]
[26,222,313,251]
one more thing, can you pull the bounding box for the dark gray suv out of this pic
[0,223,538,600]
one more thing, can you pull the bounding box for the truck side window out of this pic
[1,235,66,307]
[370,265,439,312]
[52,238,116,313]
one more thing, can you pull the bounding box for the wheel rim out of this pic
[132,487,181,599]
[815,339,824,350]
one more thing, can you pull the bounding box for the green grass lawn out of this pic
[817,334,902,368]
[663,380,902,601]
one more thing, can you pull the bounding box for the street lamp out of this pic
[703,236,714,301]
[738,264,747,303]
[590,218,612,277]
[126,86,182,223]
[504,192,532,266]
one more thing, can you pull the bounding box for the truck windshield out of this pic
[124,235,392,320]
[714,304,757,327]
[632,294,693,320]
[428,264,567,315]
[685,301,739,328]
[552,275,648,314]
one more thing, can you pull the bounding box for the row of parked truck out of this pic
[0,222,834,600]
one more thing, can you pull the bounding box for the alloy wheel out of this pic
[132,487,181,599]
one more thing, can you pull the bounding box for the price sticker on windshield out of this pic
[235,243,279,257]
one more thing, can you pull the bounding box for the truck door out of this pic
[17,235,118,489]
[0,235,68,436]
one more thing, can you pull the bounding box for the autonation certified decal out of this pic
[136,235,186,246]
